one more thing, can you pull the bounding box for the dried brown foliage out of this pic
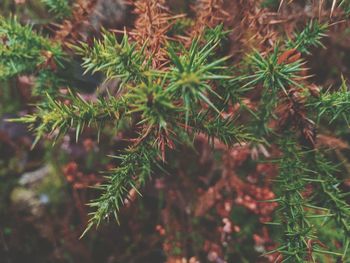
[190,0,229,38]
[53,0,97,45]
[129,0,184,68]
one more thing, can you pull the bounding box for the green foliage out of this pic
[41,0,71,19]
[83,143,159,236]
[16,90,125,145]
[191,113,253,146]
[33,69,67,96]
[76,31,147,84]
[285,21,328,54]
[4,4,350,260]
[270,139,348,262]
[127,76,178,139]
[164,36,230,124]
[0,16,63,80]
[261,0,280,9]
[272,139,316,262]
[14,26,256,233]
[311,82,350,125]
[236,46,304,136]
[339,0,350,14]
[23,25,239,148]
[313,155,350,248]
[245,47,304,93]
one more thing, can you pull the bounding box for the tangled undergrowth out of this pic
[1,0,350,262]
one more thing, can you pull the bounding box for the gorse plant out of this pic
[310,78,350,125]
[2,0,350,262]
[41,0,71,18]
[0,16,63,81]
[17,90,125,145]
[285,21,328,54]
[16,23,250,232]
[76,31,148,83]
[82,143,158,235]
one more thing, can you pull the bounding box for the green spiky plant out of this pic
[1,1,350,262]
[41,0,71,18]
